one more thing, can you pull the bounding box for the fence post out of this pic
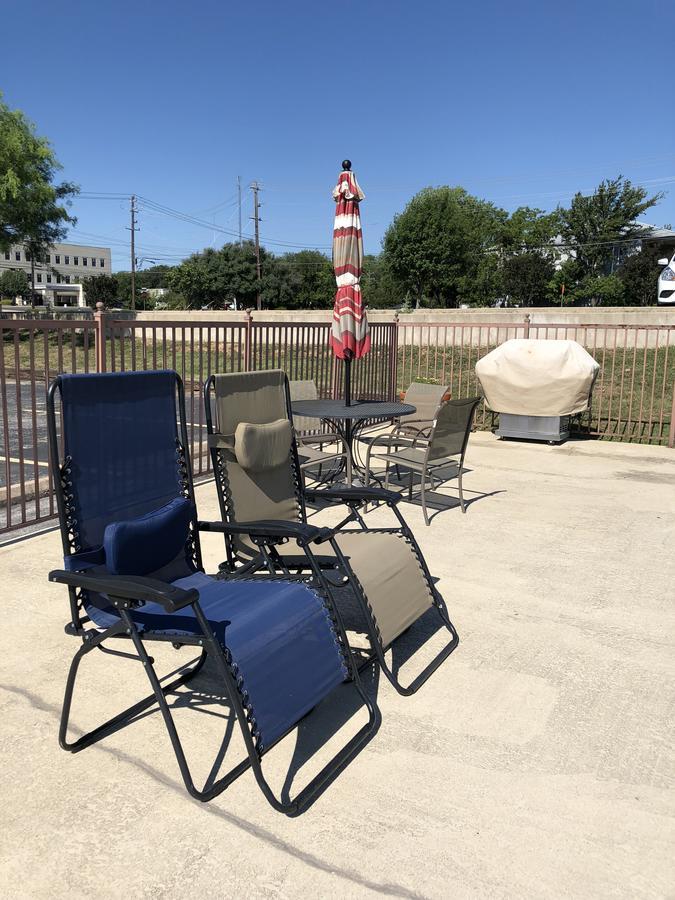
[95,302,106,372]
[523,313,531,339]
[668,381,675,449]
[390,313,400,400]
[244,308,253,370]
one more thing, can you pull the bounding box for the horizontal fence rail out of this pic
[1,311,673,534]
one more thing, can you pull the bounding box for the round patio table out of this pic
[291,398,416,483]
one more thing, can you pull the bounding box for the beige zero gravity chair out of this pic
[204,370,459,695]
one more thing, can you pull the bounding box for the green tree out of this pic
[0,267,30,300]
[166,259,211,308]
[167,242,260,308]
[110,271,132,307]
[383,186,507,307]
[81,274,119,307]
[282,250,334,309]
[560,176,662,279]
[617,246,666,306]
[500,206,561,254]
[137,264,172,289]
[0,95,78,257]
[547,258,582,306]
[502,252,555,306]
[361,254,405,308]
[261,255,301,308]
[575,274,625,306]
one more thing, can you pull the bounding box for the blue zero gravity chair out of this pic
[47,370,377,813]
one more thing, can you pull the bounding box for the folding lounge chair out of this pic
[204,370,459,696]
[47,370,377,814]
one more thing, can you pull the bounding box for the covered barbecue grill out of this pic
[475,339,600,443]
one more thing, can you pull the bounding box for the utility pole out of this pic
[251,181,262,310]
[237,175,242,247]
[128,195,138,310]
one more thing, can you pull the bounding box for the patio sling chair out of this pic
[204,369,459,696]
[365,397,481,526]
[288,379,351,483]
[393,382,451,442]
[47,370,377,814]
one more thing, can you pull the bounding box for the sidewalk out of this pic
[0,433,673,899]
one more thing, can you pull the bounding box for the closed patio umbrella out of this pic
[331,160,370,405]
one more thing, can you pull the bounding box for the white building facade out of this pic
[1,241,112,306]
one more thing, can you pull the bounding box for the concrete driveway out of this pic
[0,433,673,898]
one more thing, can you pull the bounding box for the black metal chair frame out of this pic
[204,374,459,696]
[47,373,378,815]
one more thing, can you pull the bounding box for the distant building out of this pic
[619,224,675,267]
[1,241,112,306]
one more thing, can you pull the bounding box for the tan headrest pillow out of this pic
[234,419,292,472]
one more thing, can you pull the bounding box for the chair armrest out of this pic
[297,431,343,443]
[48,570,198,613]
[364,432,420,449]
[197,519,331,545]
[395,418,433,428]
[304,486,401,506]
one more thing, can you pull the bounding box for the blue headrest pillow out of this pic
[103,496,194,577]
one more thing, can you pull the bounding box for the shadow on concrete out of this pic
[0,678,415,897]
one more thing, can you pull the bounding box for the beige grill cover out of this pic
[475,339,599,416]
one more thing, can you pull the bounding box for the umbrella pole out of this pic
[344,352,352,407]
[344,352,353,484]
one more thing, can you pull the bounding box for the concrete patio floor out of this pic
[0,433,673,899]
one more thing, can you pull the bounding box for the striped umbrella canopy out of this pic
[330,161,370,361]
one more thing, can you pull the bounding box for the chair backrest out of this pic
[404,382,450,422]
[206,370,302,561]
[288,379,320,435]
[48,371,200,621]
[427,397,481,461]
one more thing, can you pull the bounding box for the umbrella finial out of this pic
[341,159,352,171]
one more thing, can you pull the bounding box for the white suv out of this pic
[657,253,675,305]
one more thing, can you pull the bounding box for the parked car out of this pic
[657,252,675,305]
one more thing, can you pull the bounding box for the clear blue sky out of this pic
[4,0,675,270]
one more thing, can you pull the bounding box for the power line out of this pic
[134,194,332,250]
[238,175,242,248]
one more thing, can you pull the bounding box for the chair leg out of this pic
[109,604,379,815]
[420,469,430,526]
[408,469,413,501]
[59,622,207,754]
[458,467,466,513]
